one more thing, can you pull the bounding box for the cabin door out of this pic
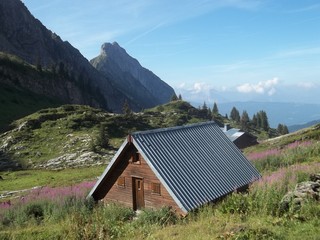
[132,177,144,210]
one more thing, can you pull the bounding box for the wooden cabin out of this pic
[221,124,258,149]
[88,121,261,215]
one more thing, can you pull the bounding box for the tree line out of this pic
[191,100,289,135]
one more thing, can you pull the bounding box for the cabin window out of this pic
[131,152,141,165]
[151,182,161,195]
[117,176,125,188]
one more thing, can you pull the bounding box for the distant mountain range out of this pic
[0,0,174,115]
[215,101,320,131]
[288,119,320,133]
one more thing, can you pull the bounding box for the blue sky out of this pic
[22,0,320,104]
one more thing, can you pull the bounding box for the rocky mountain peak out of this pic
[91,42,175,105]
[101,42,120,52]
[100,42,139,70]
[0,0,175,116]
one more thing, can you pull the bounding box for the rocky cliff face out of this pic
[0,0,174,113]
[91,42,175,107]
[0,0,129,112]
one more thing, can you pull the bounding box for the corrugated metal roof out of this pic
[221,127,244,142]
[88,121,261,213]
[132,121,261,212]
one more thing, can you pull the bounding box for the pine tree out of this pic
[212,102,219,115]
[178,94,182,100]
[202,101,208,111]
[230,107,240,123]
[201,102,210,119]
[122,99,132,116]
[256,110,269,131]
[251,114,257,127]
[96,124,109,149]
[283,125,289,134]
[277,123,289,135]
[241,110,250,131]
[277,124,283,134]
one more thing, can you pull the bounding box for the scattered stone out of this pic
[280,173,320,213]
[35,151,112,169]
[310,173,320,183]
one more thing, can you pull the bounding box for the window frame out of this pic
[151,182,161,195]
[131,152,141,165]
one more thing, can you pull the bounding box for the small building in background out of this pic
[88,121,261,215]
[222,124,258,149]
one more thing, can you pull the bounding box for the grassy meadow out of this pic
[1,125,320,239]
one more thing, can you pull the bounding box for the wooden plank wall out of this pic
[103,145,183,215]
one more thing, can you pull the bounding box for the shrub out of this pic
[134,207,177,226]
[61,105,75,112]
[218,193,251,215]
[101,203,135,223]
[25,203,44,220]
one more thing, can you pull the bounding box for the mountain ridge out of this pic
[0,0,126,112]
[90,42,175,108]
[0,0,174,115]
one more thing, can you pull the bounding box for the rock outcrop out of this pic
[91,42,175,109]
[280,173,320,212]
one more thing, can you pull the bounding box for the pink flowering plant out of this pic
[246,140,319,172]
[0,180,96,227]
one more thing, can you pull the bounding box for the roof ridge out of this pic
[132,121,216,136]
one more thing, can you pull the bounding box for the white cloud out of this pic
[177,82,186,88]
[191,82,210,94]
[296,82,317,89]
[236,77,279,95]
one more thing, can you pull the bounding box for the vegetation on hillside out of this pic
[0,52,64,132]
[0,52,110,132]
[0,101,228,170]
[1,133,319,239]
[2,98,318,239]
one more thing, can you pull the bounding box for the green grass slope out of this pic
[0,101,214,171]
[0,84,62,133]
[1,103,320,239]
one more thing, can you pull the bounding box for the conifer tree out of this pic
[122,99,132,116]
[201,102,210,119]
[230,107,240,123]
[96,124,109,149]
[241,110,250,131]
[282,124,289,134]
[256,110,269,131]
[202,101,208,111]
[212,102,219,115]
[251,114,257,127]
[277,123,289,135]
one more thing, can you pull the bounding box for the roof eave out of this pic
[87,138,129,200]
